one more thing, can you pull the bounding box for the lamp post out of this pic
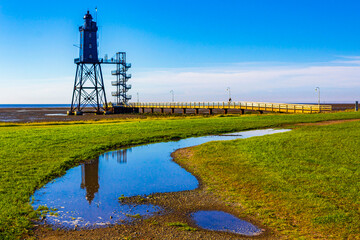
[170,90,174,102]
[136,92,139,103]
[226,87,231,102]
[315,87,320,107]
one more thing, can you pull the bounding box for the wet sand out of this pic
[0,107,252,123]
[0,108,147,123]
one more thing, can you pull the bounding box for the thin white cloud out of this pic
[132,59,360,103]
[1,58,360,104]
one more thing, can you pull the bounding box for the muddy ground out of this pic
[0,108,147,123]
[33,190,273,240]
[0,107,237,123]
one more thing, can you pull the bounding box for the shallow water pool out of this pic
[191,210,262,236]
[32,128,290,229]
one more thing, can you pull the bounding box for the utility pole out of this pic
[226,87,231,102]
[170,90,174,102]
[315,87,320,107]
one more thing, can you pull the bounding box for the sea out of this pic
[0,104,71,108]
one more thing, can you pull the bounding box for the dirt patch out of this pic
[295,118,360,126]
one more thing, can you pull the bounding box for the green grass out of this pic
[125,213,142,219]
[0,112,360,239]
[166,222,197,231]
[176,120,360,239]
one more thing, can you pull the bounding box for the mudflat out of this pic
[0,108,146,123]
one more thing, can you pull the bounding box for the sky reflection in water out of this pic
[192,210,262,236]
[32,129,290,229]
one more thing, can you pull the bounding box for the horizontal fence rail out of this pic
[124,102,332,113]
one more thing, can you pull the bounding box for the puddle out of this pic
[0,118,20,122]
[32,129,290,229]
[45,113,68,116]
[191,210,262,236]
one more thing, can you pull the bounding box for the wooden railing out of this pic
[125,101,332,113]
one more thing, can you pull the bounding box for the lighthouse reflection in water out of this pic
[80,158,99,204]
[80,150,128,204]
[32,148,163,229]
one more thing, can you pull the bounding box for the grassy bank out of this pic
[175,120,360,239]
[1,111,360,239]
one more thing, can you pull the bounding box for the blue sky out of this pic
[0,0,360,103]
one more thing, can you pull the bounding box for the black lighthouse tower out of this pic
[68,11,108,115]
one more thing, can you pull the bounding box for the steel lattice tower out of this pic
[68,11,108,115]
[111,52,132,106]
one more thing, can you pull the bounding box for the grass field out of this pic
[0,111,360,239]
[175,120,360,239]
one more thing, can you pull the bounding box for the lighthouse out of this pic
[79,11,98,63]
[68,11,108,115]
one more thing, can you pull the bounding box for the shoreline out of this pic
[0,107,147,123]
[32,147,273,240]
[0,103,356,123]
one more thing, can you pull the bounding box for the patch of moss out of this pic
[167,222,197,231]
